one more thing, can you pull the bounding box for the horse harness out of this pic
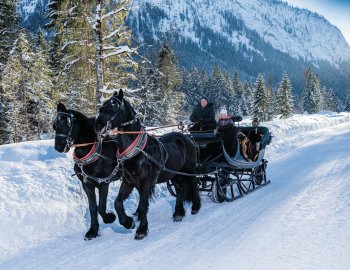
[116,127,169,186]
[73,141,122,185]
[54,111,121,185]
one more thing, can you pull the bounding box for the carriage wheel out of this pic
[167,180,177,197]
[212,173,238,202]
[254,161,267,185]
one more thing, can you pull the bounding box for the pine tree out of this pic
[266,87,276,120]
[302,68,322,114]
[46,0,96,114]
[321,86,339,112]
[345,92,350,112]
[0,0,19,144]
[1,30,34,142]
[253,74,269,122]
[156,41,184,124]
[242,81,254,115]
[30,31,54,136]
[276,73,294,118]
[140,41,184,125]
[94,0,137,106]
[230,71,248,116]
[0,0,19,76]
[204,64,228,109]
[188,67,203,107]
[0,56,23,143]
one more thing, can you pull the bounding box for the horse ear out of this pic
[57,102,66,112]
[118,89,124,100]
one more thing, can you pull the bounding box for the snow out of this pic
[0,112,350,269]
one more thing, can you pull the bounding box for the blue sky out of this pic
[285,0,350,45]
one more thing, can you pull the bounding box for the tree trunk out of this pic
[95,0,104,108]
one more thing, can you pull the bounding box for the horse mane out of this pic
[123,98,137,117]
[71,110,95,128]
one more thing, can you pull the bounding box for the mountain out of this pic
[18,0,350,97]
[18,0,48,32]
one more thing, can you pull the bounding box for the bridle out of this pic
[101,97,139,134]
[54,111,75,149]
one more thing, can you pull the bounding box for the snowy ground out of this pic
[0,112,349,270]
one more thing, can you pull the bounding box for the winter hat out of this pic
[219,108,228,116]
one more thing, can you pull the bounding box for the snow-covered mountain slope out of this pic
[131,0,350,65]
[0,112,350,269]
[19,0,350,65]
[18,0,48,32]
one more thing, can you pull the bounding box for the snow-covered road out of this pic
[1,114,350,270]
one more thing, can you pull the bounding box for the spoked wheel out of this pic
[167,180,177,197]
[254,160,267,185]
[211,173,240,202]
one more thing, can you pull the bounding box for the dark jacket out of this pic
[189,102,215,123]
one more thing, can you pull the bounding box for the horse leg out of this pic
[82,182,100,240]
[134,180,153,240]
[114,181,135,229]
[133,204,141,221]
[190,176,201,215]
[97,183,116,224]
[172,176,186,222]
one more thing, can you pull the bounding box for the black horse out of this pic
[95,90,201,240]
[53,103,120,240]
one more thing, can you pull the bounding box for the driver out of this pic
[189,97,216,131]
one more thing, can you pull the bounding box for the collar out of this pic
[73,142,102,166]
[117,129,148,160]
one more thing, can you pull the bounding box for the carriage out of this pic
[167,120,272,203]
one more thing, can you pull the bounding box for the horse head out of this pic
[53,103,79,153]
[95,89,137,136]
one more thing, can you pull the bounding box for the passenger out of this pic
[217,108,234,127]
[189,97,216,131]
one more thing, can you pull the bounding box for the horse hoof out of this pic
[134,230,148,240]
[84,228,100,240]
[173,215,183,222]
[104,213,116,224]
[191,209,199,215]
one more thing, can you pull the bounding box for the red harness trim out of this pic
[73,143,97,161]
[118,132,147,159]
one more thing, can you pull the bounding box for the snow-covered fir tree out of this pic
[344,92,350,112]
[204,64,229,109]
[94,0,137,105]
[321,86,339,112]
[1,29,54,142]
[0,56,23,143]
[230,71,248,116]
[46,0,96,114]
[46,0,137,113]
[276,73,294,118]
[140,41,184,125]
[253,73,269,121]
[0,0,19,76]
[266,87,276,120]
[187,67,203,108]
[242,81,255,115]
[1,30,34,142]
[0,0,19,143]
[302,68,322,114]
[31,31,54,135]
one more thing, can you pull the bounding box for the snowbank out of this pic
[0,112,349,263]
